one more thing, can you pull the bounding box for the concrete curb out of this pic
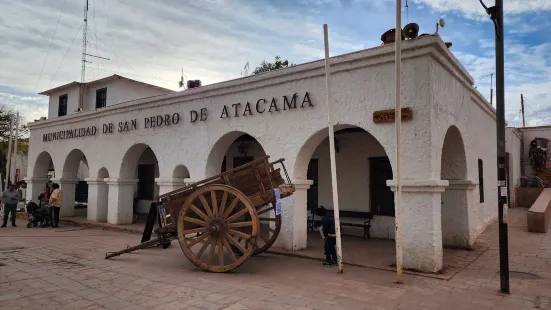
[60,218,144,235]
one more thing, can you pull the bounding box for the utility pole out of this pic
[12,112,19,184]
[490,73,494,106]
[5,116,13,187]
[480,0,509,294]
[521,94,525,127]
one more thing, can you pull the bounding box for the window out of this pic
[58,94,68,116]
[478,159,484,203]
[137,164,155,200]
[95,88,107,108]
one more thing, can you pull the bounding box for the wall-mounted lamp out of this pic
[238,142,249,157]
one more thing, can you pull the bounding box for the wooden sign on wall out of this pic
[373,107,413,124]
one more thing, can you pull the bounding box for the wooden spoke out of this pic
[222,237,237,262]
[226,234,247,254]
[259,218,276,222]
[226,208,249,223]
[206,239,216,265]
[187,232,210,248]
[259,233,269,244]
[268,227,276,234]
[217,238,224,267]
[218,191,229,215]
[177,184,258,273]
[182,227,207,235]
[228,228,252,240]
[227,221,253,228]
[199,194,214,217]
[257,205,275,216]
[222,197,240,219]
[189,204,210,222]
[211,190,218,216]
[183,217,207,226]
[195,236,212,257]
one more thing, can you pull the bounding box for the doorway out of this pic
[369,157,394,216]
[307,159,319,211]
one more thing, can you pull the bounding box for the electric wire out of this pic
[34,0,68,95]
[49,21,85,87]
[101,0,120,71]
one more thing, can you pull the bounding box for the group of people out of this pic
[1,182,63,228]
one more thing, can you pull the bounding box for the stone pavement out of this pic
[0,208,550,309]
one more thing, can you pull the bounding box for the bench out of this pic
[527,188,551,233]
[307,208,372,239]
[340,211,373,240]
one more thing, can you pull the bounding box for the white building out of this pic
[26,35,512,273]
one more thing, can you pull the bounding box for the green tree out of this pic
[0,105,29,190]
[252,56,294,75]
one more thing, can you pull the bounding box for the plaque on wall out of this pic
[373,108,413,124]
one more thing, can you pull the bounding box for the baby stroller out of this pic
[26,201,51,228]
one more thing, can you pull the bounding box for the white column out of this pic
[85,178,108,222]
[442,180,478,249]
[107,178,138,225]
[155,178,188,196]
[273,179,312,251]
[25,177,49,204]
[387,179,448,273]
[51,178,78,218]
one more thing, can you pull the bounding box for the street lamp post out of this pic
[480,0,510,294]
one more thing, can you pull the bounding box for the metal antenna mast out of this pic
[79,0,89,111]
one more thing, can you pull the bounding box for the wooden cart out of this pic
[106,156,294,273]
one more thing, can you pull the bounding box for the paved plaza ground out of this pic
[1,208,551,309]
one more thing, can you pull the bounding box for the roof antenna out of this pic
[178,66,185,89]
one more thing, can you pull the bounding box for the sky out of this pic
[1,0,551,127]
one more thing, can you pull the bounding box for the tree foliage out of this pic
[252,56,294,75]
[0,105,29,189]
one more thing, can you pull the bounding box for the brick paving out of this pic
[0,208,550,309]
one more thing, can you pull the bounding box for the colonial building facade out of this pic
[27,35,503,273]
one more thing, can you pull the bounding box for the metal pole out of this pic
[12,112,19,183]
[494,0,509,294]
[521,94,525,127]
[490,73,494,106]
[323,24,344,274]
[394,0,404,283]
[5,116,13,187]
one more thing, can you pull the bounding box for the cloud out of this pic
[412,0,551,19]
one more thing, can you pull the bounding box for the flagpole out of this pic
[323,24,344,274]
[12,112,19,183]
[394,0,404,283]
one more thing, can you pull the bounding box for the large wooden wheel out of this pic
[177,184,259,272]
[252,203,281,255]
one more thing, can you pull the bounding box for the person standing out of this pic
[1,184,21,227]
[49,183,62,228]
[322,209,337,266]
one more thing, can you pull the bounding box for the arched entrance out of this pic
[110,143,159,224]
[205,132,278,253]
[28,151,56,206]
[297,126,394,242]
[60,149,90,217]
[440,126,472,249]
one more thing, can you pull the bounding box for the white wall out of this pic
[505,127,522,207]
[48,78,171,119]
[47,87,80,119]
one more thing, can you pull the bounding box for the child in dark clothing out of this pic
[322,209,337,266]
